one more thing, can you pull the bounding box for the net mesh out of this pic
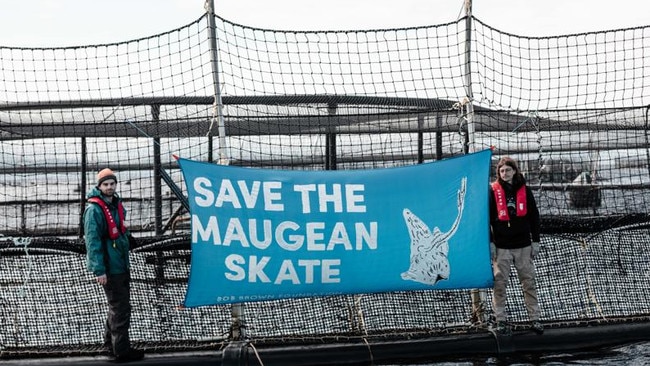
[1,12,650,358]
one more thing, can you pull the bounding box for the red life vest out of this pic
[492,182,527,221]
[88,197,127,240]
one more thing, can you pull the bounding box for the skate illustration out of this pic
[401,177,467,285]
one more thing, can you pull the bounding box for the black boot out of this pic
[113,348,144,363]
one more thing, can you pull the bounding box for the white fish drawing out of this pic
[401,177,467,285]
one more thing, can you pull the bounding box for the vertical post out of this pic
[435,114,443,160]
[207,132,214,163]
[645,106,650,179]
[326,102,338,170]
[463,0,476,154]
[206,0,244,341]
[79,137,88,238]
[463,0,487,325]
[150,104,168,339]
[230,303,245,340]
[205,0,229,165]
[152,104,163,236]
[326,133,337,170]
[417,114,424,164]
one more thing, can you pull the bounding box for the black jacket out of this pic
[488,180,540,249]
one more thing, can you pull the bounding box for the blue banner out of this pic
[178,149,493,307]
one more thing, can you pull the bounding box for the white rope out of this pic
[354,294,367,335]
[248,342,264,366]
[453,97,472,153]
[580,237,607,320]
[10,236,35,297]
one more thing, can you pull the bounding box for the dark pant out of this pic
[102,273,131,357]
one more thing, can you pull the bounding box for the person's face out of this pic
[498,165,515,184]
[99,179,117,197]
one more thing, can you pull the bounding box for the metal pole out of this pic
[152,104,163,236]
[435,114,443,160]
[417,115,424,164]
[463,0,476,154]
[326,102,338,170]
[79,137,87,238]
[205,0,229,165]
[463,0,488,325]
[206,0,245,341]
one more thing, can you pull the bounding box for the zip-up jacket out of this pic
[489,180,540,249]
[83,187,130,276]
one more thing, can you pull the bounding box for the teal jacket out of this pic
[83,187,130,276]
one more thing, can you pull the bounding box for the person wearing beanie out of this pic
[83,168,144,362]
[96,168,117,186]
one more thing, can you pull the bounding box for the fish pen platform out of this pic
[2,4,650,365]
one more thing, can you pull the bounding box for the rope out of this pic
[453,97,472,154]
[579,236,606,320]
[3,236,35,297]
[3,235,34,347]
[362,337,374,365]
[354,295,368,335]
[248,342,264,366]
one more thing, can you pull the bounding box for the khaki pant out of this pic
[492,246,540,322]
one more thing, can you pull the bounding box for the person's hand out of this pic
[96,274,107,285]
[531,241,540,259]
[490,242,497,261]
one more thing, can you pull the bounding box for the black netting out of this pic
[1,11,650,359]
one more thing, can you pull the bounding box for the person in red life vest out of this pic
[488,156,543,336]
[83,168,144,362]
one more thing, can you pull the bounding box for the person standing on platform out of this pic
[84,168,145,362]
[488,156,544,336]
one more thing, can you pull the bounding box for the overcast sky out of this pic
[0,0,649,47]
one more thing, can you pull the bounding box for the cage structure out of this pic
[1,6,650,365]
